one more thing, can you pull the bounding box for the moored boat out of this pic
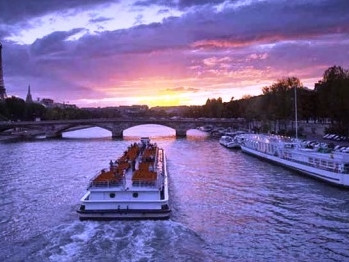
[77,137,170,219]
[240,134,349,187]
[219,135,240,149]
[219,131,245,149]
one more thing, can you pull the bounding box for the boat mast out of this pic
[294,85,298,139]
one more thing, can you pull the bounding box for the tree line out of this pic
[1,65,348,135]
[183,66,349,135]
[0,98,125,121]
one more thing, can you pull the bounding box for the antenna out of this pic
[294,85,298,139]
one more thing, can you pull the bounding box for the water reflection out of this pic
[55,124,209,140]
[1,126,349,261]
[124,124,176,138]
[63,127,111,138]
[186,129,209,140]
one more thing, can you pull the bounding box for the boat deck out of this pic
[78,137,170,219]
[88,143,164,192]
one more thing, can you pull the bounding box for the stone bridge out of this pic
[0,117,246,138]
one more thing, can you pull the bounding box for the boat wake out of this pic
[1,220,217,262]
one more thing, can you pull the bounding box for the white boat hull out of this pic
[241,145,349,187]
[219,136,241,149]
[77,207,171,220]
[78,142,171,220]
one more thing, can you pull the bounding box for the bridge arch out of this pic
[112,121,196,138]
[123,124,176,137]
[55,124,113,133]
[48,123,114,138]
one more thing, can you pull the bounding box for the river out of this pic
[0,125,349,261]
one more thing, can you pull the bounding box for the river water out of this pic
[1,126,349,261]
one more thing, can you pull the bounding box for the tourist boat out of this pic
[77,137,170,219]
[219,135,240,149]
[240,134,349,187]
[219,131,245,149]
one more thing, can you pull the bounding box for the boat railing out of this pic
[132,181,157,187]
[156,149,165,189]
[88,169,126,188]
[131,147,165,188]
[279,150,348,174]
[89,179,124,188]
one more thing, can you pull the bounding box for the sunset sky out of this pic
[0,0,348,107]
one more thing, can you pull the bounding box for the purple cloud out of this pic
[134,0,226,9]
[30,28,85,56]
[0,0,116,24]
[1,0,349,105]
[166,87,200,92]
[89,16,113,23]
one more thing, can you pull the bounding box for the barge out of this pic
[240,134,349,187]
[77,137,170,219]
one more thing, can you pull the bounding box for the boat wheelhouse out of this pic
[77,137,170,219]
[219,131,245,149]
[240,134,349,187]
[219,135,240,149]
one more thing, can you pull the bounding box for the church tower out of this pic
[0,42,7,100]
[26,84,33,103]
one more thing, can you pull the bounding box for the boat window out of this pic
[344,164,349,173]
[110,193,115,198]
[133,192,139,198]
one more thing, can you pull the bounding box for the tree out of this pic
[261,77,302,121]
[5,96,26,120]
[24,103,46,120]
[203,98,224,117]
[315,66,349,134]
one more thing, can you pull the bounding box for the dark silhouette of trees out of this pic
[261,77,302,121]
[43,107,92,120]
[203,98,224,117]
[187,66,348,136]
[24,102,46,120]
[0,96,47,120]
[3,96,26,120]
[315,66,349,134]
[183,106,204,118]
[1,65,348,137]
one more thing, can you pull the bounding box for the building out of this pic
[40,98,54,107]
[38,97,77,109]
[151,105,189,115]
[118,105,149,116]
[26,85,33,103]
[0,42,7,100]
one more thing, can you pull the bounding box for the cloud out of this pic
[133,0,227,9]
[176,0,227,9]
[30,28,84,56]
[2,0,349,105]
[89,16,113,23]
[4,1,349,55]
[157,9,170,15]
[165,87,200,93]
[0,0,116,24]
[134,14,144,26]
[96,0,349,55]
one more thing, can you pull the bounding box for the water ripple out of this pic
[1,135,349,261]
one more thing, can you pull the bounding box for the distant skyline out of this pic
[0,0,348,107]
